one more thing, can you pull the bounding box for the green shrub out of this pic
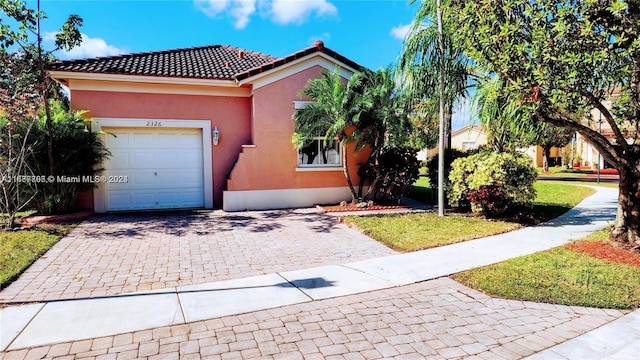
[360,147,420,203]
[28,101,110,214]
[425,148,468,192]
[449,151,537,215]
[377,147,420,203]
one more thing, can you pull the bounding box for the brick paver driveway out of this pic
[1,278,624,360]
[0,209,397,304]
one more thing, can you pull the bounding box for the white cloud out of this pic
[196,0,230,16]
[269,0,337,25]
[45,32,125,59]
[196,0,257,29]
[195,0,337,28]
[390,23,411,41]
[230,0,256,29]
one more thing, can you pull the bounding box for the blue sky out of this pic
[31,0,470,128]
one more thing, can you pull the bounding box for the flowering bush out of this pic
[449,151,537,215]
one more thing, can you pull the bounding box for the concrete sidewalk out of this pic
[1,185,638,359]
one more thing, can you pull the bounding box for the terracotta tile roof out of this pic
[47,41,364,82]
[47,44,278,80]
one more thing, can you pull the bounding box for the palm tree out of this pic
[473,76,535,152]
[398,0,474,146]
[351,67,414,200]
[292,69,364,203]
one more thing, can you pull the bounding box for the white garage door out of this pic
[103,127,205,211]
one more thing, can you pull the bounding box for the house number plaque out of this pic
[145,121,162,127]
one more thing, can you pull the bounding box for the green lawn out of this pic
[0,223,76,289]
[453,229,640,309]
[590,181,619,188]
[344,213,521,252]
[408,176,433,203]
[346,181,594,252]
[531,181,595,222]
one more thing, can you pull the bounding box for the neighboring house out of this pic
[576,94,621,169]
[425,125,488,158]
[48,41,370,212]
[451,125,487,151]
[523,145,568,168]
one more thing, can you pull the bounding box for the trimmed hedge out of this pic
[449,151,537,216]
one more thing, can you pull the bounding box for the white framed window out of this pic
[462,141,476,150]
[297,137,341,167]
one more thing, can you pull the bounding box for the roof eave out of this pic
[48,70,239,88]
[235,51,363,89]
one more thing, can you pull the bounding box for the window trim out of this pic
[296,137,342,169]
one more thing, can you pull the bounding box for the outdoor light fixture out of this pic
[213,126,220,146]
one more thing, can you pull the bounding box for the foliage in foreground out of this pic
[1,0,83,226]
[446,0,640,245]
[453,229,640,310]
[29,101,110,215]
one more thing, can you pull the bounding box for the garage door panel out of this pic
[158,170,203,187]
[160,152,202,169]
[132,133,155,147]
[132,152,157,168]
[169,156,203,169]
[132,172,156,186]
[103,127,205,211]
[106,193,134,211]
[107,151,132,169]
[157,133,201,148]
[107,189,205,210]
[107,132,132,147]
[157,190,203,207]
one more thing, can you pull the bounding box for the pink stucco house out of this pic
[48,41,369,212]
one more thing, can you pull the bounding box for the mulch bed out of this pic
[20,211,92,227]
[318,204,408,213]
[591,169,619,175]
[566,241,640,268]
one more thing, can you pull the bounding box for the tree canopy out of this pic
[446,0,640,245]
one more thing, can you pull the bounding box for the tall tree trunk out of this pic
[542,146,551,172]
[364,136,384,201]
[342,145,358,204]
[610,162,640,248]
[37,0,54,177]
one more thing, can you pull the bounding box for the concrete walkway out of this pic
[1,186,638,359]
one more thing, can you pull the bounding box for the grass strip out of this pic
[349,182,594,252]
[453,230,640,309]
[0,222,76,289]
[345,213,521,252]
[0,230,60,288]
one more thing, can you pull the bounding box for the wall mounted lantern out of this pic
[213,126,220,146]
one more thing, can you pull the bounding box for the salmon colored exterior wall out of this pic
[71,91,252,208]
[227,65,369,191]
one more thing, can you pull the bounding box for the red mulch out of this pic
[591,169,619,175]
[318,204,407,213]
[566,241,640,268]
[20,211,92,227]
